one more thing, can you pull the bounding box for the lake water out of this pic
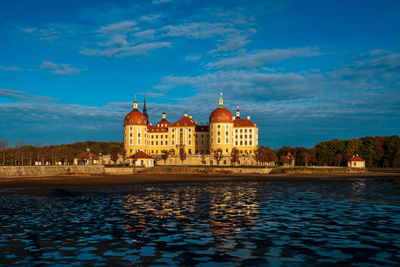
[1,178,400,266]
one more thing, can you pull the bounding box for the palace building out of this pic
[123,93,258,159]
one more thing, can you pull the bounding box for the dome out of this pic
[124,110,147,126]
[209,107,233,123]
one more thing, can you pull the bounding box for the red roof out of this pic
[80,151,99,160]
[171,116,198,127]
[147,125,168,132]
[155,119,171,128]
[234,118,255,127]
[350,155,364,161]
[128,151,153,159]
[209,107,233,123]
[124,110,147,126]
[285,153,295,160]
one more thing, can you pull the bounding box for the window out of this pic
[235,129,238,133]
[235,141,238,145]
[151,141,154,145]
[226,138,228,143]
[161,135,163,139]
[240,141,243,145]
[250,135,252,138]
[218,131,221,135]
[236,135,238,139]
[218,138,221,144]
[130,133,132,137]
[165,135,168,138]
[245,141,247,145]
[189,149,192,154]
[161,141,163,145]
[226,149,228,153]
[166,141,168,145]
[226,131,228,136]
[218,125,221,128]
[223,160,226,164]
[240,135,243,138]
[245,135,247,138]
[130,149,132,153]
[245,129,247,132]
[180,129,183,132]
[172,141,175,145]
[156,150,158,154]
[250,141,252,145]
[249,129,252,133]
[156,135,159,139]
[156,141,158,145]
[172,135,174,138]
[189,140,191,145]
[240,129,243,133]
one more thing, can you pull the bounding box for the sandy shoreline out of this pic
[0,170,399,188]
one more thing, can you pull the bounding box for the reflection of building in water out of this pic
[208,186,259,241]
[121,185,260,248]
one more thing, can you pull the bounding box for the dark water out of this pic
[1,179,400,266]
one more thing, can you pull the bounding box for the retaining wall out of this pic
[0,166,104,177]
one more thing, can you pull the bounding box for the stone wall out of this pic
[0,166,104,177]
[0,165,271,177]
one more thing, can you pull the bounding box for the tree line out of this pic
[1,135,399,167]
[0,140,123,166]
[255,135,400,168]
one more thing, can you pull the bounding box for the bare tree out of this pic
[178,146,187,165]
[231,147,239,166]
[201,151,206,166]
[161,150,169,166]
[214,148,223,166]
[0,139,8,166]
[111,150,119,166]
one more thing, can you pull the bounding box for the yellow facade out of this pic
[123,95,258,158]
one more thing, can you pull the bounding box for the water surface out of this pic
[1,178,400,265]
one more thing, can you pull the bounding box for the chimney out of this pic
[247,115,250,120]
[162,112,166,120]
[184,113,188,117]
[189,115,192,119]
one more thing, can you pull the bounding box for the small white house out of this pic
[348,154,365,168]
[127,151,154,167]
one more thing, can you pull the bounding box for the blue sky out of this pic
[1,0,399,148]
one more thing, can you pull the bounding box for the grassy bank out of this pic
[270,167,367,175]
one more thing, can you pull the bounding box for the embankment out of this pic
[0,166,272,177]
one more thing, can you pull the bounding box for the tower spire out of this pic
[143,96,149,124]
[236,105,240,118]
[218,92,224,108]
[133,95,138,110]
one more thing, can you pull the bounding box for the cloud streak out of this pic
[208,47,323,68]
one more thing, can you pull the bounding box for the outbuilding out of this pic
[128,151,154,167]
[347,154,365,168]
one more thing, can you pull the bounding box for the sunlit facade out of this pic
[123,94,258,157]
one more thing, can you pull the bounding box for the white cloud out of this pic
[40,61,85,75]
[208,47,323,69]
[0,65,22,71]
[162,22,235,39]
[152,0,172,4]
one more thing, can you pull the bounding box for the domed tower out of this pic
[209,93,234,155]
[124,96,148,156]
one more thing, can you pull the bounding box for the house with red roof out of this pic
[127,151,154,167]
[347,154,365,168]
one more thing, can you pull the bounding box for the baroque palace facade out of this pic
[123,94,258,159]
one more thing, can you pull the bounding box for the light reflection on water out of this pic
[1,179,400,266]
